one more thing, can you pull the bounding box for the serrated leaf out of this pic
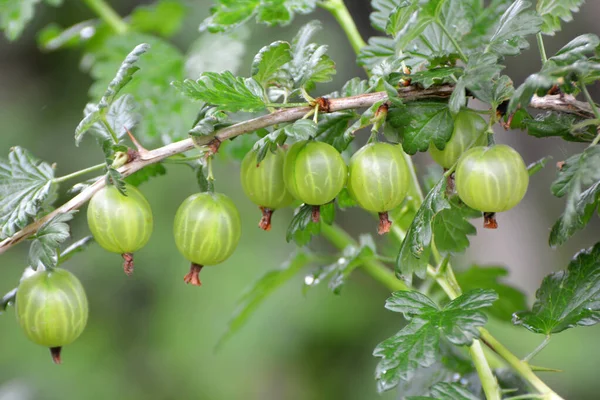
[374,289,497,392]
[357,36,395,68]
[28,211,74,269]
[370,0,401,32]
[0,147,56,239]
[396,178,450,280]
[523,112,596,143]
[455,265,527,322]
[537,0,584,35]
[485,0,542,56]
[284,119,317,141]
[548,147,600,246]
[200,0,316,33]
[420,382,480,400]
[315,111,356,151]
[188,106,229,137]
[130,0,185,38]
[551,34,600,64]
[106,167,126,195]
[286,203,324,246]
[387,101,454,155]
[513,243,600,334]
[217,249,314,348]
[389,67,462,89]
[58,236,94,264]
[251,40,292,87]
[172,71,265,112]
[432,198,480,255]
[304,234,375,294]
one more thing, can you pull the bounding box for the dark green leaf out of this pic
[370,0,400,32]
[130,0,185,38]
[304,234,375,294]
[424,382,480,400]
[485,0,542,56]
[551,34,600,64]
[549,146,600,246]
[523,112,596,143]
[336,188,357,209]
[455,265,527,322]
[315,111,356,152]
[217,249,314,348]
[389,67,462,89]
[28,211,74,269]
[106,167,126,195]
[357,36,395,68]
[189,106,229,137]
[340,101,384,151]
[284,119,317,141]
[387,101,454,155]
[432,198,480,255]
[251,40,292,88]
[374,289,496,392]
[537,0,584,35]
[0,147,56,238]
[172,71,265,112]
[527,156,551,176]
[58,236,94,264]
[125,163,167,187]
[513,243,600,334]
[286,203,321,246]
[396,178,450,280]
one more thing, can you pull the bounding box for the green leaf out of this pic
[485,0,542,56]
[513,243,600,334]
[172,71,265,112]
[396,178,450,280]
[551,34,600,64]
[28,211,74,269]
[357,36,395,68]
[0,147,56,238]
[0,288,17,314]
[522,112,597,143]
[284,119,317,141]
[387,101,454,155]
[537,0,584,35]
[200,0,316,33]
[129,0,185,38]
[315,111,356,152]
[548,146,600,247]
[0,0,61,40]
[217,249,314,348]
[37,20,95,51]
[304,234,375,294]
[370,0,400,32]
[286,203,321,246]
[188,106,229,137]
[336,187,357,209]
[416,382,480,400]
[527,156,551,176]
[374,289,497,392]
[251,40,292,88]
[389,67,462,89]
[455,265,527,322]
[432,198,480,255]
[58,236,94,264]
[125,163,167,187]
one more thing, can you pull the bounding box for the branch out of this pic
[0,85,593,254]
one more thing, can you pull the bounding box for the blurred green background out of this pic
[1,1,600,399]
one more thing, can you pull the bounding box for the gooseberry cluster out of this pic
[14,107,530,363]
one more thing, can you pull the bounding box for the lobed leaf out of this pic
[251,40,292,88]
[522,112,597,143]
[537,0,585,35]
[28,211,74,269]
[485,0,542,56]
[0,147,56,239]
[513,243,600,334]
[432,198,480,256]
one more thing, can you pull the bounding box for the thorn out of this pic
[126,127,148,155]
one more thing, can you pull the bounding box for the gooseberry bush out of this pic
[1,0,599,398]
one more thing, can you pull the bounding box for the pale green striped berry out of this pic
[16,268,88,364]
[455,144,529,213]
[87,183,153,275]
[241,147,293,230]
[283,140,347,206]
[429,109,487,169]
[173,192,241,286]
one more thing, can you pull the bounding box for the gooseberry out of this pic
[173,192,241,286]
[87,183,154,275]
[15,268,88,364]
[347,142,410,234]
[240,147,293,230]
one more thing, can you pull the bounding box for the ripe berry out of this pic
[283,140,347,222]
[240,147,293,230]
[173,192,241,286]
[15,268,88,364]
[455,144,529,227]
[347,142,410,234]
[87,183,153,275]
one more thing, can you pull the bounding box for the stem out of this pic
[53,163,105,184]
[579,78,600,146]
[536,33,548,64]
[266,102,310,108]
[480,329,564,400]
[320,223,408,291]
[319,0,367,55]
[437,20,469,62]
[101,118,119,144]
[83,0,128,34]
[470,340,502,400]
[523,335,552,363]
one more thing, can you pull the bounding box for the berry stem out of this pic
[52,163,106,184]
[311,206,320,223]
[259,207,274,231]
[377,212,392,235]
[122,253,134,276]
[184,263,203,286]
[50,347,62,364]
[484,212,498,229]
